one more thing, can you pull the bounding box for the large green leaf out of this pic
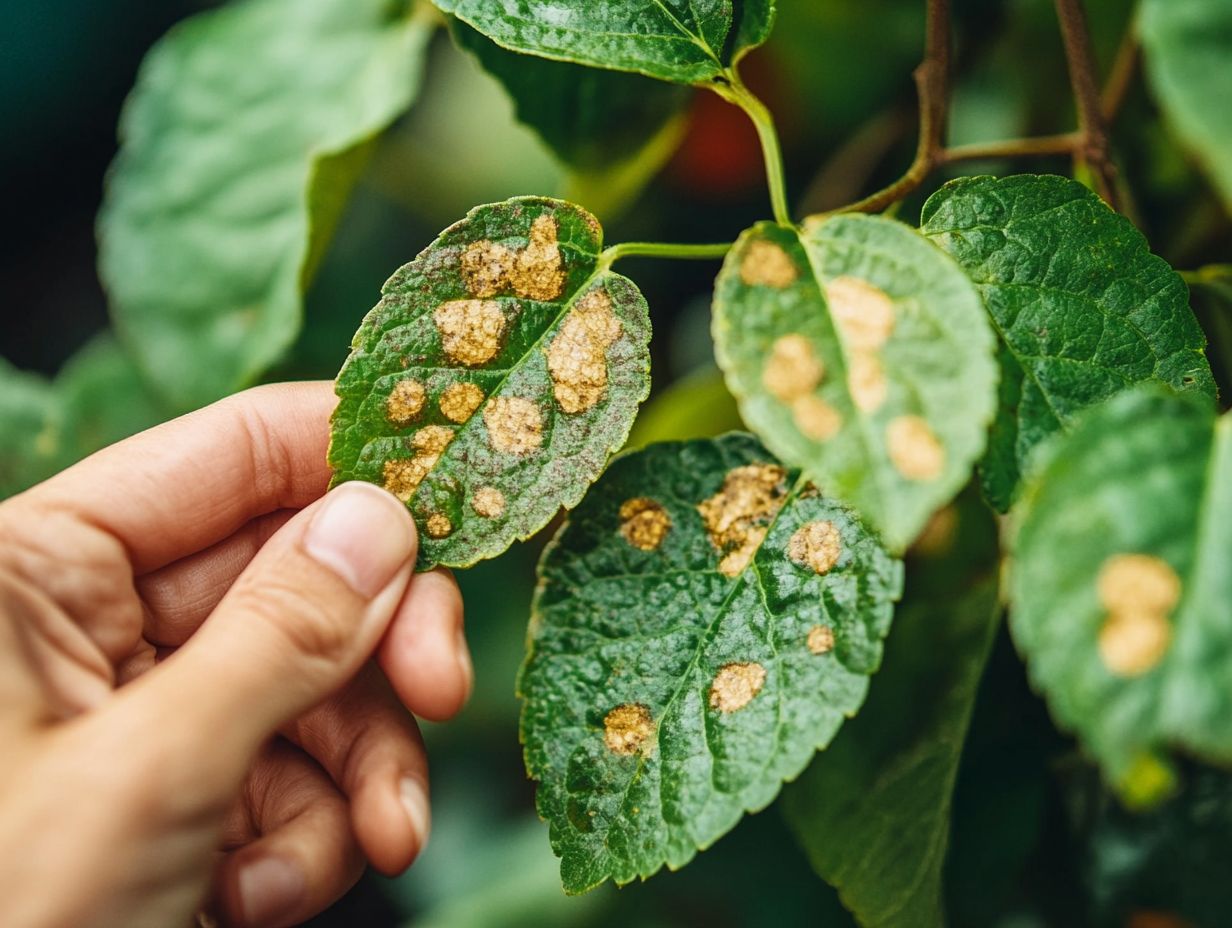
[712,214,997,552]
[98,0,434,410]
[920,174,1216,512]
[330,197,651,570]
[1010,386,1231,803]
[433,0,775,84]
[783,578,1000,928]
[1141,0,1232,212]
[520,433,903,893]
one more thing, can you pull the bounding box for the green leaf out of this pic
[0,361,63,499]
[712,214,997,552]
[329,196,651,570]
[1141,0,1232,212]
[783,578,1001,928]
[434,0,772,84]
[449,19,691,173]
[520,433,903,893]
[920,174,1216,512]
[98,0,433,410]
[1009,386,1231,802]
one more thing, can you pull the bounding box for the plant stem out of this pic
[600,240,733,268]
[939,132,1082,164]
[1054,0,1120,209]
[713,75,793,227]
[1101,13,1139,122]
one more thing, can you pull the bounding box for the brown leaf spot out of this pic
[709,662,767,713]
[434,299,507,366]
[847,351,887,413]
[886,415,945,481]
[471,486,506,519]
[792,395,843,441]
[788,520,842,574]
[386,378,426,427]
[825,275,896,351]
[459,239,515,298]
[807,624,836,655]
[603,702,655,756]
[1096,554,1181,676]
[459,215,566,302]
[740,239,797,288]
[439,382,484,423]
[425,513,453,539]
[697,464,788,577]
[381,425,455,502]
[483,396,543,455]
[546,287,622,413]
[619,497,671,551]
[762,334,824,401]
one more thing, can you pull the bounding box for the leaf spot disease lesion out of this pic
[1095,553,1181,677]
[709,661,767,713]
[459,214,566,302]
[386,378,426,426]
[471,486,506,519]
[739,239,798,288]
[382,425,455,502]
[788,520,842,574]
[425,512,453,539]
[762,334,843,441]
[886,415,946,481]
[824,276,896,414]
[433,299,508,367]
[439,381,484,423]
[603,702,655,756]
[483,396,544,454]
[546,287,623,414]
[618,497,672,551]
[696,464,788,577]
[807,624,836,655]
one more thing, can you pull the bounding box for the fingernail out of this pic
[400,777,432,855]
[455,628,474,700]
[238,855,305,927]
[304,482,416,597]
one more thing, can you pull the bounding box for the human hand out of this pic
[0,382,472,928]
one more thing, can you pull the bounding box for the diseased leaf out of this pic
[98,0,433,409]
[520,433,903,893]
[713,214,997,552]
[920,174,1215,511]
[1010,386,1231,803]
[1141,0,1232,211]
[329,197,651,570]
[434,0,773,84]
[783,578,1001,928]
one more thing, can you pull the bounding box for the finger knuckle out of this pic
[230,574,356,666]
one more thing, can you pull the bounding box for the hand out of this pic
[0,382,472,928]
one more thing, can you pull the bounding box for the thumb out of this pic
[116,481,418,783]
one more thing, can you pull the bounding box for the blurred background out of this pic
[3,0,1231,925]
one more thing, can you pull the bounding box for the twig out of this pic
[1054,0,1120,209]
[1101,13,1139,122]
[938,132,1082,165]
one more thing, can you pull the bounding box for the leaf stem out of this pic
[712,73,793,227]
[1054,0,1120,209]
[1101,12,1139,123]
[938,132,1083,164]
[600,240,733,269]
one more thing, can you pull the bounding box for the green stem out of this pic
[600,240,733,269]
[712,74,793,227]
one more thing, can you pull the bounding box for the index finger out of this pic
[18,381,338,574]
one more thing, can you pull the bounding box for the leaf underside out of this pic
[329,197,651,571]
[520,433,903,893]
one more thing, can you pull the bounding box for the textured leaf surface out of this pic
[1010,387,1231,801]
[713,214,997,552]
[521,433,903,893]
[434,0,774,84]
[784,578,1000,928]
[1141,0,1232,211]
[98,0,432,409]
[330,197,651,570]
[920,174,1215,511]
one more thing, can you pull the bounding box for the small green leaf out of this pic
[920,174,1215,511]
[1009,386,1231,801]
[712,214,997,552]
[434,0,771,84]
[783,577,1001,928]
[520,433,903,893]
[98,0,434,409]
[1141,0,1232,211]
[329,197,651,570]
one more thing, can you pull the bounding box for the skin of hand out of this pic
[0,381,473,928]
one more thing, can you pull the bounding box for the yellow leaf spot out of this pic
[458,214,566,302]
[386,378,426,427]
[792,395,843,441]
[546,287,622,413]
[425,512,453,539]
[762,333,824,401]
[847,351,888,413]
[740,239,797,288]
[434,299,507,366]
[709,661,767,713]
[459,240,515,298]
[439,382,484,423]
[788,520,842,574]
[471,486,506,519]
[381,425,455,502]
[807,624,836,655]
[619,497,671,551]
[697,464,787,577]
[824,275,896,351]
[603,702,655,755]
[483,396,543,454]
[886,415,945,481]
[1096,554,1181,677]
